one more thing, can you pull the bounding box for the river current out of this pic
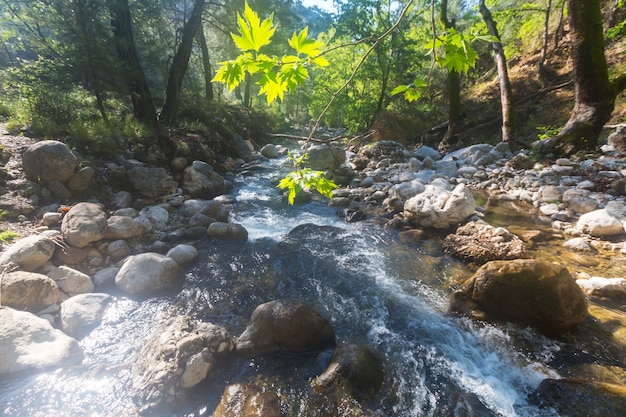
[1,153,624,416]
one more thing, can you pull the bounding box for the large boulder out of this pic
[312,344,384,402]
[0,271,59,312]
[182,163,229,199]
[128,166,177,199]
[530,378,626,417]
[236,299,336,356]
[61,202,108,248]
[443,144,496,165]
[305,144,346,171]
[22,140,78,182]
[403,183,476,229]
[115,253,184,295]
[132,315,235,414]
[166,244,199,266]
[0,307,83,376]
[576,209,625,237]
[0,233,58,271]
[442,221,529,265]
[450,259,588,337]
[212,383,281,417]
[60,293,111,337]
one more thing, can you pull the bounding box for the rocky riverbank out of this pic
[1,126,625,415]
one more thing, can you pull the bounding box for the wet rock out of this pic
[212,383,281,417]
[61,202,108,248]
[0,307,83,376]
[207,222,248,241]
[183,163,230,199]
[312,344,384,402]
[576,209,625,237]
[442,221,528,265]
[403,183,476,229]
[47,266,94,297]
[0,233,58,271]
[530,378,626,417]
[128,166,177,199]
[236,299,336,356]
[0,271,59,311]
[450,259,588,337]
[576,277,626,299]
[60,293,111,337]
[260,144,280,159]
[22,140,78,183]
[166,244,199,266]
[339,208,367,223]
[115,252,184,295]
[132,315,235,414]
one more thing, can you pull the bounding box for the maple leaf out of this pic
[258,71,288,104]
[231,1,275,52]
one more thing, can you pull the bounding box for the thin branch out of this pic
[302,0,416,154]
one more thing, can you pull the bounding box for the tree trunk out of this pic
[159,0,205,125]
[196,25,213,102]
[539,0,552,75]
[107,0,158,128]
[550,0,615,154]
[479,0,516,143]
[440,0,461,147]
[75,0,107,121]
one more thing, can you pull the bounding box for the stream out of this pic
[1,153,625,416]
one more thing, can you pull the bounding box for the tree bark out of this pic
[107,0,157,128]
[159,0,205,125]
[440,0,461,146]
[551,0,615,154]
[479,0,516,143]
[196,25,214,102]
[539,0,552,75]
[74,0,107,121]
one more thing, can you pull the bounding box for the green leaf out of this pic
[231,1,275,52]
[279,62,309,90]
[277,168,337,205]
[391,85,409,95]
[258,71,288,104]
[288,27,324,57]
[211,60,245,91]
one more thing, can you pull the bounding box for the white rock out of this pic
[60,293,111,337]
[0,233,58,271]
[576,209,625,237]
[105,215,145,239]
[563,237,595,252]
[115,253,184,294]
[388,180,425,201]
[403,183,476,229]
[0,307,83,375]
[260,144,280,158]
[47,266,94,296]
[576,277,626,299]
[61,202,108,248]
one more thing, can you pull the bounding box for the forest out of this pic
[0,0,625,158]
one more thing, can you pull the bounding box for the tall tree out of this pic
[107,0,158,127]
[439,0,461,146]
[197,25,214,101]
[160,0,206,125]
[479,0,516,143]
[540,0,626,154]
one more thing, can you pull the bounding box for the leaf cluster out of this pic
[212,1,328,104]
[277,166,337,204]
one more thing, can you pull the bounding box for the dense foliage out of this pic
[0,0,624,150]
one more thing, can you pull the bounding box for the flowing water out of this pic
[1,155,625,416]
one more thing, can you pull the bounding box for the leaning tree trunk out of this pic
[553,0,615,154]
[479,0,516,143]
[197,25,213,102]
[159,0,205,125]
[440,0,462,147]
[107,0,158,128]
